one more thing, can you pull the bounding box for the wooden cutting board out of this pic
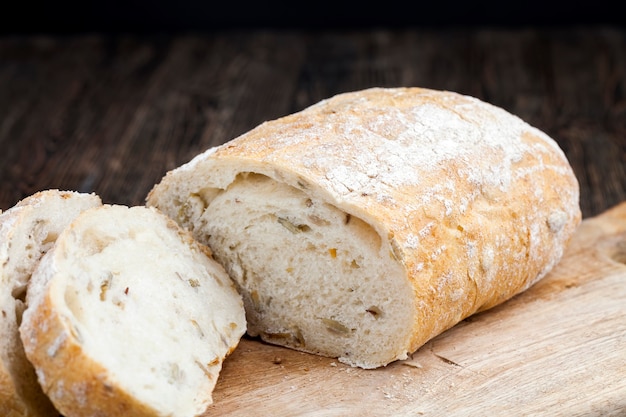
[206,202,626,416]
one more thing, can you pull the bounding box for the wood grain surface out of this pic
[1,28,625,217]
[205,202,626,416]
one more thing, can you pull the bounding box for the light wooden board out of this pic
[206,202,626,416]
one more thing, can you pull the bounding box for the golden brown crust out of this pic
[147,87,581,364]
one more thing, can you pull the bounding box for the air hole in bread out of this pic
[81,230,115,255]
[365,305,383,319]
[11,284,27,302]
[14,299,26,327]
[42,231,58,245]
[99,272,113,301]
[64,286,84,323]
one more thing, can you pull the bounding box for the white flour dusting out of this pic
[290,92,541,213]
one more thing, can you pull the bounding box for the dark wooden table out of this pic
[1,27,625,218]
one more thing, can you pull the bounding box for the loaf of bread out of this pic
[147,87,581,369]
[19,204,246,416]
[0,189,102,417]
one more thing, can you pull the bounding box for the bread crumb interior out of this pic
[198,173,413,368]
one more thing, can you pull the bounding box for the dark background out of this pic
[2,1,625,34]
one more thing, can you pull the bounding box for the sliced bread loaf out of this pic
[19,204,246,417]
[0,190,102,417]
[147,87,581,369]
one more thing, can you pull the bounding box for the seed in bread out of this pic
[19,204,246,417]
[146,87,581,369]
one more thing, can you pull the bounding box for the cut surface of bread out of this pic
[204,173,411,366]
[19,204,246,417]
[147,87,581,368]
[0,189,102,417]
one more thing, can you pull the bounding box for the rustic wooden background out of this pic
[1,25,625,217]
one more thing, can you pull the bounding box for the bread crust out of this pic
[0,190,101,416]
[147,87,581,367]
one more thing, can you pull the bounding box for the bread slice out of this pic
[19,204,246,417]
[147,87,581,369]
[0,189,102,417]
